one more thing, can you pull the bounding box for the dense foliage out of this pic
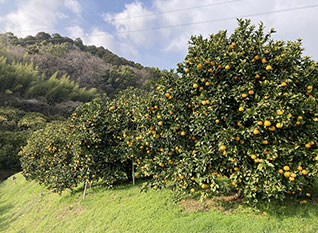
[20,121,77,192]
[19,20,318,202]
[0,55,98,105]
[0,107,48,170]
[0,29,160,176]
[132,19,318,201]
[20,89,143,193]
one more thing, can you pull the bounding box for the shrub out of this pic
[0,107,47,170]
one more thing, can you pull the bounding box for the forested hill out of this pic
[0,32,162,98]
[0,31,162,173]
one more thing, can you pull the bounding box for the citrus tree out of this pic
[69,89,143,187]
[19,121,77,193]
[134,19,318,202]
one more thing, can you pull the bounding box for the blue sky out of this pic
[0,0,317,70]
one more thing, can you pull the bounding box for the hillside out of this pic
[1,173,318,233]
[0,32,162,98]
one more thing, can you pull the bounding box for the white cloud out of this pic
[101,0,318,68]
[3,0,64,37]
[86,28,115,50]
[267,0,318,58]
[64,0,82,16]
[102,0,247,52]
[66,25,138,59]
[66,25,84,38]
[2,0,83,37]
[103,1,157,47]
[56,11,69,20]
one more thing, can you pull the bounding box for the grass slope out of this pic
[1,173,318,233]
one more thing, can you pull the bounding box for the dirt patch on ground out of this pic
[56,204,85,221]
[180,193,241,214]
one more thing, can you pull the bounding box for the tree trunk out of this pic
[125,159,133,182]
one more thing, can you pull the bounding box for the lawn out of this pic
[0,173,318,233]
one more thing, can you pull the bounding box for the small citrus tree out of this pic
[70,89,143,187]
[19,121,77,193]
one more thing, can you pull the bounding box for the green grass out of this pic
[1,173,318,233]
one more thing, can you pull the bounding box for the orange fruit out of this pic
[201,184,208,189]
[277,110,284,115]
[266,65,273,71]
[281,81,287,87]
[276,123,283,128]
[251,154,257,160]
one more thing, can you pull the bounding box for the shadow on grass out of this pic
[0,170,19,183]
[67,176,152,196]
[257,198,318,219]
[0,200,15,232]
[200,192,318,220]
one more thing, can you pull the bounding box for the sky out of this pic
[0,0,317,70]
